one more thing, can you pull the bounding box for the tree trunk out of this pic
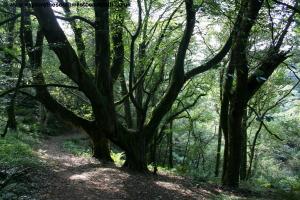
[215,123,222,177]
[120,70,133,128]
[220,56,234,183]
[182,128,191,166]
[91,135,112,162]
[215,68,224,177]
[122,134,149,172]
[149,133,158,174]
[240,109,248,180]
[247,122,263,179]
[223,104,245,187]
[168,121,173,169]
[123,150,148,172]
[221,0,263,188]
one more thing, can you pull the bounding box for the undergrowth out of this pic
[63,138,92,157]
[0,131,41,200]
[0,133,40,168]
[62,138,126,167]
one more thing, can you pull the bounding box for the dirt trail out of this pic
[33,134,217,200]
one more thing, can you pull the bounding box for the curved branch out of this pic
[0,14,21,26]
[30,0,110,127]
[0,84,78,98]
[184,35,232,81]
[145,0,196,135]
[127,0,143,111]
[262,122,283,141]
[55,15,95,27]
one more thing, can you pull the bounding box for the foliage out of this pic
[0,134,40,168]
[0,0,300,197]
[111,151,125,167]
[63,138,92,157]
[62,138,127,167]
[0,132,40,200]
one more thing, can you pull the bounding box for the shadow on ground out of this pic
[35,162,216,200]
[31,134,275,200]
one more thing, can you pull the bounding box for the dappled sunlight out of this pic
[37,148,93,167]
[1,0,298,198]
[69,172,91,181]
[30,134,253,199]
[36,136,99,169]
[155,181,195,196]
[155,181,182,189]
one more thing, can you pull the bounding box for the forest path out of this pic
[33,133,217,200]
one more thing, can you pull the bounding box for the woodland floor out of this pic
[23,133,278,200]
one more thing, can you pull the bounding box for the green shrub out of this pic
[63,139,92,157]
[0,134,40,168]
[111,151,125,167]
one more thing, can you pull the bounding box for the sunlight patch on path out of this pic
[34,134,216,200]
[69,172,91,181]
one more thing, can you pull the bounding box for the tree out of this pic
[220,0,295,187]
[0,0,298,192]
[15,0,237,171]
[1,2,17,137]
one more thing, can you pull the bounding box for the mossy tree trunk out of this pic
[27,0,230,173]
[240,110,248,181]
[221,0,291,188]
[122,133,149,172]
[221,0,263,188]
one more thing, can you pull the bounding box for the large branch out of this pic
[31,0,88,84]
[22,8,93,132]
[55,15,95,27]
[110,0,127,81]
[127,0,143,111]
[30,0,109,128]
[247,51,288,101]
[57,0,88,68]
[93,0,116,133]
[184,35,232,81]
[183,0,264,82]
[246,10,295,101]
[145,0,196,136]
[0,84,78,98]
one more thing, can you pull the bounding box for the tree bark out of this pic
[168,121,173,169]
[120,70,133,128]
[247,121,263,179]
[22,4,113,161]
[222,0,263,188]
[122,134,148,172]
[57,0,87,68]
[215,123,222,177]
[89,129,113,162]
[240,109,248,180]
[215,68,224,177]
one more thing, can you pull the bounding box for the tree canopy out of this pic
[0,0,299,196]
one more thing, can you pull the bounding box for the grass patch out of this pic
[63,138,127,167]
[0,133,41,200]
[63,138,92,157]
[0,133,40,168]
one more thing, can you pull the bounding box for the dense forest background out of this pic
[0,0,299,199]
